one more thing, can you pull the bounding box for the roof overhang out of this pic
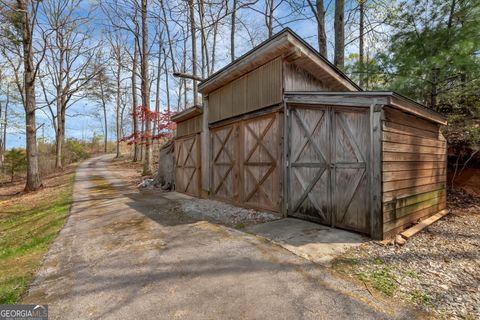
[284,91,447,125]
[170,106,202,123]
[198,28,361,95]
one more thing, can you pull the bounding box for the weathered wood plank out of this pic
[383,182,445,202]
[383,107,440,133]
[383,193,446,222]
[383,151,446,162]
[383,201,447,233]
[382,161,446,172]
[382,142,446,155]
[383,131,447,148]
[383,175,446,192]
[383,188,446,213]
[383,121,442,140]
[383,167,447,182]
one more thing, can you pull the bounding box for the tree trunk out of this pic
[21,0,42,191]
[163,47,170,113]
[359,0,365,88]
[116,45,121,158]
[55,88,63,168]
[154,37,162,138]
[334,0,345,68]
[188,0,198,106]
[316,0,327,57]
[103,100,108,153]
[141,0,152,175]
[230,0,237,62]
[0,90,7,165]
[132,40,139,162]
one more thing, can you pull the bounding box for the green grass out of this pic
[409,289,430,306]
[0,172,76,304]
[356,267,398,296]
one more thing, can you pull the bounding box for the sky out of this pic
[2,0,378,149]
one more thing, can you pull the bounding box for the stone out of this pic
[395,235,407,246]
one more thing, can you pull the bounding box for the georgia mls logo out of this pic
[0,304,48,320]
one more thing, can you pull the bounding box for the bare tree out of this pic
[1,0,46,191]
[141,0,153,175]
[358,0,364,87]
[108,32,126,158]
[304,0,328,56]
[40,0,98,168]
[334,0,345,68]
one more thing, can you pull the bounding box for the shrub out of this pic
[4,149,27,182]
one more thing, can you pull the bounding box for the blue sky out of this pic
[3,0,375,149]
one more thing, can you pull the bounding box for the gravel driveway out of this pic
[21,155,416,319]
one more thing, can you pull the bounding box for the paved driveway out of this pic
[23,156,415,319]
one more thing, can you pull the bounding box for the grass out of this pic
[0,171,76,304]
[356,267,398,296]
[409,289,430,306]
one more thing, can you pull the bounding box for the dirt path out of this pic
[22,155,417,319]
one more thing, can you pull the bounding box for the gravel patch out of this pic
[334,189,480,320]
[179,198,281,228]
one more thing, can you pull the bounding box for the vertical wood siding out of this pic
[176,115,202,138]
[284,62,329,91]
[174,134,201,196]
[381,107,447,238]
[208,58,283,123]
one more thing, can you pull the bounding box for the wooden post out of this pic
[370,100,384,239]
[282,101,289,217]
[201,97,210,197]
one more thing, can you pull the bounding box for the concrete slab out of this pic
[161,191,194,200]
[246,218,368,265]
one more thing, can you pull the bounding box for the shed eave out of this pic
[284,91,447,125]
[198,28,360,94]
[171,106,202,123]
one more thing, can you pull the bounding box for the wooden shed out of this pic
[172,28,447,240]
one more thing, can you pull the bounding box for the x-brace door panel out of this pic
[287,105,371,234]
[287,106,331,224]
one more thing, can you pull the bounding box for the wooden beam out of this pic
[401,209,449,239]
[200,97,210,197]
[285,93,389,107]
[370,100,384,240]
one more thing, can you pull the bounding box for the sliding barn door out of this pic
[211,123,239,202]
[287,105,370,234]
[210,112,282,211]
[332,108,370,233]
[288,106,331,224]
[241,113,281,211]
[175,134,201,196]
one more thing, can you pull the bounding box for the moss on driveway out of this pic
[0,171,76,303]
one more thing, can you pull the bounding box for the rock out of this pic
[395,235,407,246]
[138,178,155,189]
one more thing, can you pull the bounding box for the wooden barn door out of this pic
[332,107,370,233]
[287,105,370,234]
[288,106,331,224]
[210,112,281,211]
[211,123,239,202]
[174,134,201,196]
[241,113,281,211]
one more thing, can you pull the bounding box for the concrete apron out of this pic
[246,218,368,266]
